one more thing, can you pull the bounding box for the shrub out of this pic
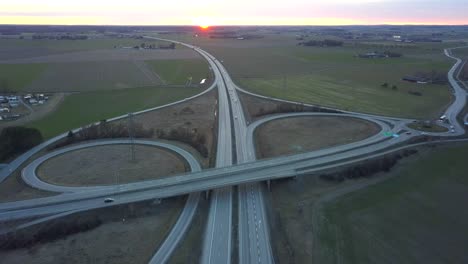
[156,126,209,158]
[319,149,418,182]
[50,122,154,150]
[408,91,422,96]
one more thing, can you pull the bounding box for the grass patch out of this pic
[26,86,203,138]
[255,116,380,159]
[453,47,468,59]
[0,63,47,91]
[146,59,211,85]
[317,144,468,263]
[408,122,449,132]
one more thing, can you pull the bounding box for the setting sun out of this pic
[194,17,213,30]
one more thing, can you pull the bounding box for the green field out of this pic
[170,34,455,118]
[0,38,180,60]
[27,86,203,138]
[146,59,212,85]
[316,145,468,263]
[453,47,468,59]
[26,61,162,92]
[0,63,47,91]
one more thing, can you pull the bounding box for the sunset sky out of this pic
[1,0,467,26]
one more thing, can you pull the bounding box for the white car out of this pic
[450,129,455,133]
[104,198,115,203]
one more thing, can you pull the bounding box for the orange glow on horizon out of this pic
[200,25,209,30]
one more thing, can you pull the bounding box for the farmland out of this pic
[0,38,183,60]
[23,61,161,92]
[453,46,468,59]
[0,63,47,91]
[172,34,456,118]
[0,36,212,138]
[0,44,209,93]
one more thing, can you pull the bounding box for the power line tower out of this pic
[127,112,136,162]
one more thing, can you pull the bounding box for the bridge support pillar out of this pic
[205,190,210,200]
[267,180,271,191]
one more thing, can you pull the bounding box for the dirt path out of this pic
[132,60,165,85]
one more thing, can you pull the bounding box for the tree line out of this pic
[319,149,418,182]
[156,127,209,158]
[254,103,341,118]
[0,127,43,162]
[298,39,344,47]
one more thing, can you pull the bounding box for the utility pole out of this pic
[127,112,135,162]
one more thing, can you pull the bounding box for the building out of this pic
[7,96,19,108]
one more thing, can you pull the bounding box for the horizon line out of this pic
[1,23,468,27]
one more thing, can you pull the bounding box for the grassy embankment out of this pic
[269,144,468,263]
[27,86,204,138]
[316,144,468,263]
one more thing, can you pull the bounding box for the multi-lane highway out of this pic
[0,38,466,264]
[211,56,275,264]
[200,46,234,264]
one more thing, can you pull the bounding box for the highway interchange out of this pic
[0,39,467,263]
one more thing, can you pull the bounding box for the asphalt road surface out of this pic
[197,47,234,264]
